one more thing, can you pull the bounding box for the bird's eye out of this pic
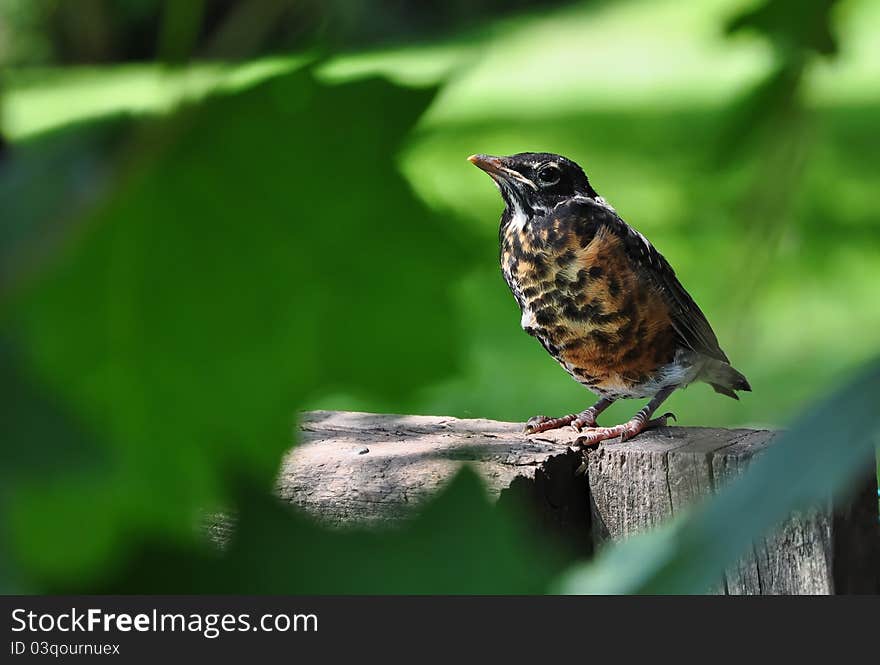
[537,165,561,186]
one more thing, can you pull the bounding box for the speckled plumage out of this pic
[470,152,750,443]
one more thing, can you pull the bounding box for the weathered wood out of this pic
[279,410,879,594]
[712,434,832,595]
[280,410,591,554]
[585,426,880,594]
[585,427,772,594]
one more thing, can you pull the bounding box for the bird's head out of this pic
[468,152,598,220]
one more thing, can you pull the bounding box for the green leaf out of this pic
[726,0,840,57]
[0,115,130,292]
[100,467,560,594]
[556,359,880,594]
[2,68,478,588]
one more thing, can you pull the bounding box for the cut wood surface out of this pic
[280,410,591,553]
[278,410,880,594]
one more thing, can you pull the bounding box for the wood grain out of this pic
[274,410,879,594]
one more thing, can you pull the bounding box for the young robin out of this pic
[468,152,750,445]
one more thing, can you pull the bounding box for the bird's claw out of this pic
[575,410,676,446]
[650,411,676,427]
[574,428,614,448]
[524,415,549,434]
[525,413,582,435]
[569,418,593,433]
[619,422,643,443]
[569,410,598,432]
[526,407,667,438]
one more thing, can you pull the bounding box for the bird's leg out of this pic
[524,397,614,435]
[570,397,615,432]
[575,386,677,447]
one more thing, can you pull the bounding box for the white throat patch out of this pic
[508,201,547,233]
[509,199,530,232]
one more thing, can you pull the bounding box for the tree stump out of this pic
[279,410,880,594]
[585,428,879,594]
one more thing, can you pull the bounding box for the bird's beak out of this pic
[468,154,506,175]
[468,154,537,191]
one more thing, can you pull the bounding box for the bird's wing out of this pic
[560,198,729,363]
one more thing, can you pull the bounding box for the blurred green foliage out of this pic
[1,0,878,594]
[1,66,487,589]
[727,0,839,56]
[0,0,573,65]
[99,468,559,594]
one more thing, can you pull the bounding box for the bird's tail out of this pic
[702,359,751,401]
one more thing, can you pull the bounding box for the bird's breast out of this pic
[501,219,678,396]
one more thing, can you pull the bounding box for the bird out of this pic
[468,152,750,445]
